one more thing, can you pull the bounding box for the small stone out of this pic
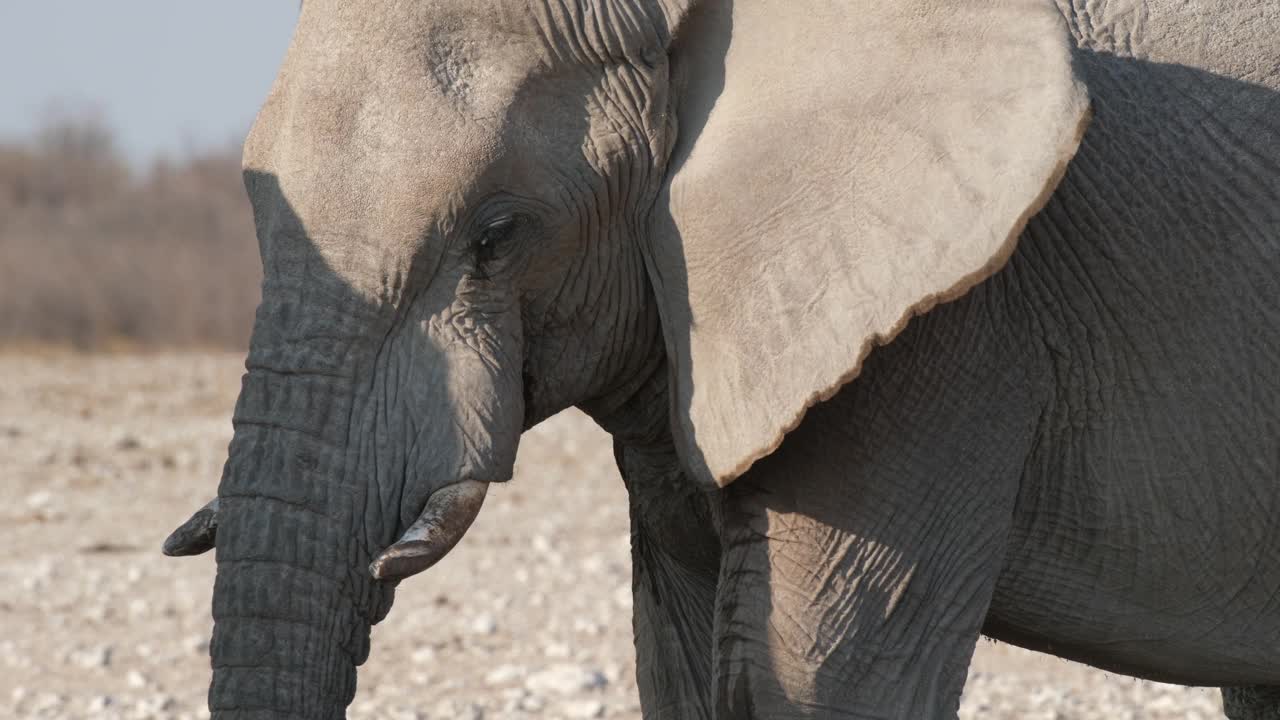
[135,694,175,715]
[613,584,633,610]
[30,692,65,713]
[524,664,608,696]
[127,669,148,688]
[562,699,606,719]
[543,642,571,659]
[87,695,114,713]
[582,554,605,574]
[469,613,498,635]
[25,491,52,510]
[432,699,483,720]
[484,664,524,686]
[82,604,110,623]
[411,646,436,664]
[518,693,545,712]
[69,644,113,669]
[185,634,210,655]
[115,434,142,451]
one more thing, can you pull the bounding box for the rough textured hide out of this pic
[191,3,675,718]
[165,0,1280,717]
[646,0,1090,488]
[709,293,1041,718]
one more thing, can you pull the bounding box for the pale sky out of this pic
[0,3,300,163]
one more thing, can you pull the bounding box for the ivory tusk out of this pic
[162,498,219,557]
[369,480,489,581]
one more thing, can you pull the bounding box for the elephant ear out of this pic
[645,0,1090,488]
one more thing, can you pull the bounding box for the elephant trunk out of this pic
[208,364,394,719]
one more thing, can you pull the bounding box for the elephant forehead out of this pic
[292,0,545,116]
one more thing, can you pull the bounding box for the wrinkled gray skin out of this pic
[165,0,1280,718]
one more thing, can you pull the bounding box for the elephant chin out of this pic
[369,479,490,581]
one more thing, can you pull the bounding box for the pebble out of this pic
[25,491,53,510]
[114,433,143,452]
[67,644,113,669]
[562,699,606,719]
[86,695,113,713]
[135,694,176,715]
[432,699,484,720]
[524,664,608,696]
[484,664,525,686]
[184,635,210,655]
[470,613,498,635]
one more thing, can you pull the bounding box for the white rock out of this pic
[135,693,175,715]
[518,693,545,712]
[432,699,484,720]
[411,646,437,664]
[83,604,111,623]
[184,634,210,655]
[127,669,148,688]
[30,692,65,712]
[562,699,606,719]
[470,614,498,635]
[484,664,525,686]
[524,664,608,696]
[612,584,633,610]
[69,644,113,669]
[582,554,605,574]
[87,695,114,713]
[25,490,52,510]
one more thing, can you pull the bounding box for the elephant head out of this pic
[165,0,1087,717]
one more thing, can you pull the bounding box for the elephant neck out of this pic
[580,353,672,451]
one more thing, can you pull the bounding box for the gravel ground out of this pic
[0,352,1228,719]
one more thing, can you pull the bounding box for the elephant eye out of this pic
[474,217,517,264]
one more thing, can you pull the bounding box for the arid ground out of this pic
[1,353,1228,719]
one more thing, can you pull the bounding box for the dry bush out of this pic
[0,114,262,350]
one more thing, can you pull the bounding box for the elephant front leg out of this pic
[1223,686,1280,719]
[631,519,719,720]
[710,415,1023,719]
[620,441,722,720]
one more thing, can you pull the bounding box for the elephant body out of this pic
[622,7,1280,717]
[164,0,1280,717]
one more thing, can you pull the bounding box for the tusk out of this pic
[162,498,219,556]
[369,480,489,581]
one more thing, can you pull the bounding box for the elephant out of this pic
[163,0,1280,717]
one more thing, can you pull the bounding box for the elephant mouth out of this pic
[164,479,491,584]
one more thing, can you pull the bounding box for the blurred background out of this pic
[0,4,1230,719]
[0,2,298,350]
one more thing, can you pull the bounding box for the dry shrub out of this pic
[0,114,262,350]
